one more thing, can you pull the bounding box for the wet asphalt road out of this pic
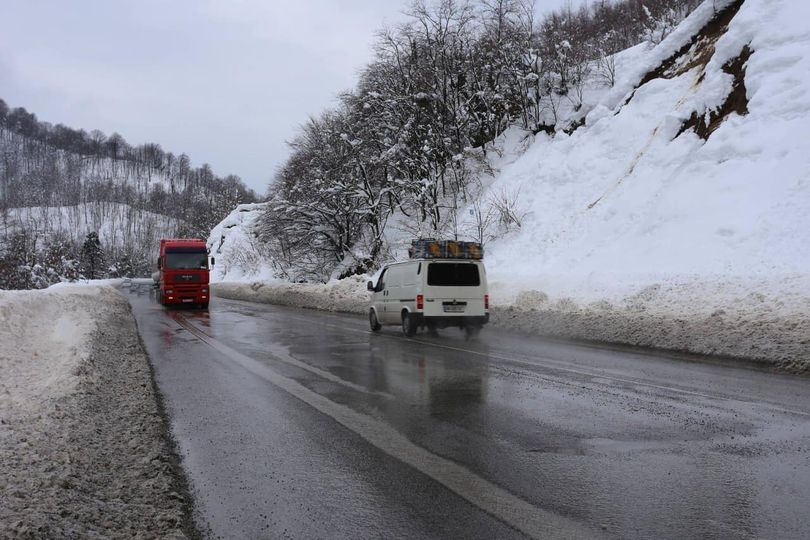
[124,282,810,539]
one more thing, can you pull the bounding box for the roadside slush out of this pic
[0,285,195,538]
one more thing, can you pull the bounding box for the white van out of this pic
[367,259,489,337]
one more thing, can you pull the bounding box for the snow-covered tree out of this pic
[81,231,105,280]
[255,0,701,281]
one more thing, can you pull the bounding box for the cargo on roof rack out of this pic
[408,239,484,260]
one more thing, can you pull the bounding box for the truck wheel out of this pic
[369,309,382,332]
[200,303,209,310]
[401,311,417,337]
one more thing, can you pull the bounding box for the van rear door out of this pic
[423,262,486,317]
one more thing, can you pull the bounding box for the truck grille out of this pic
[173,274,201,283]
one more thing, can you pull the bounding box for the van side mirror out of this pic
[157,257,161,269]
[367,281,374,291]
[210,257,215,266]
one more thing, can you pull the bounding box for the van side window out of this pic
[375,269,387,292]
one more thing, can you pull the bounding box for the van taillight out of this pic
[417,294,424,310]
[484,294,489,310]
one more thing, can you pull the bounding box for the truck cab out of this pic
[156,238,212,309]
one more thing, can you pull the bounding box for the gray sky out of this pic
[1,0,578,193]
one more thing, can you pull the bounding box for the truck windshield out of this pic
[427,263,480,286]
[166,252,208,270]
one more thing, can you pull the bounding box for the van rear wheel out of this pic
[369,309,382,332]
[465,325,482,339]
[401,311,417,337]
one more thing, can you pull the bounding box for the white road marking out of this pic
[172,312,598,539]
[174,312,395,401]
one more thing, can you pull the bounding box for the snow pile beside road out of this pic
[213,273,809,373]
[493,274,810,373]
[0,288,94,414]
[0,285,190,537]
[214,275,370,315]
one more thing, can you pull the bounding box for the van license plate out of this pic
[182,299,193,303]
[444,305,464,313]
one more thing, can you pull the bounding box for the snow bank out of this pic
[214,275,370,315]
[0,286,100,413]
[474,0,810,369]
[0,285,190,537]
[492,274,810,373]
[213,274,809,373]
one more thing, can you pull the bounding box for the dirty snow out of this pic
[0,287,96,413]
[214,276,370,315]
[0,285,190,537]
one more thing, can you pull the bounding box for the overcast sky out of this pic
[1,0,580,193]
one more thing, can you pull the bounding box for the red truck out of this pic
[154,238,212,308]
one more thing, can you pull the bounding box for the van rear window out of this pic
[427,263,480,286]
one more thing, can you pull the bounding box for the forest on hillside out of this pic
[0,99,257,288]
[257,0,703,281]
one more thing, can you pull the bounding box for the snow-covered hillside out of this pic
[0,203,182,288]
[7,203,180,255]
[207,203,271,282]
[479,0,810,301]
[208,0,810,368]
[0,100,257,289]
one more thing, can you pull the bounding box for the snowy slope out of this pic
[206,203,273,282]
[6,203,181,251]
[479,0,810,302]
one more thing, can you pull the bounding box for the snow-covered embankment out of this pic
[0,285,189,537]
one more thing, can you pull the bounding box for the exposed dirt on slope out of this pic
[639,0,745,86]
[619,0,746,111]
[678,45,753,140]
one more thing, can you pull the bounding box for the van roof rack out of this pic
[408,239,484,260]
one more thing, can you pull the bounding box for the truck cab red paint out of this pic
[156,238,210,308]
